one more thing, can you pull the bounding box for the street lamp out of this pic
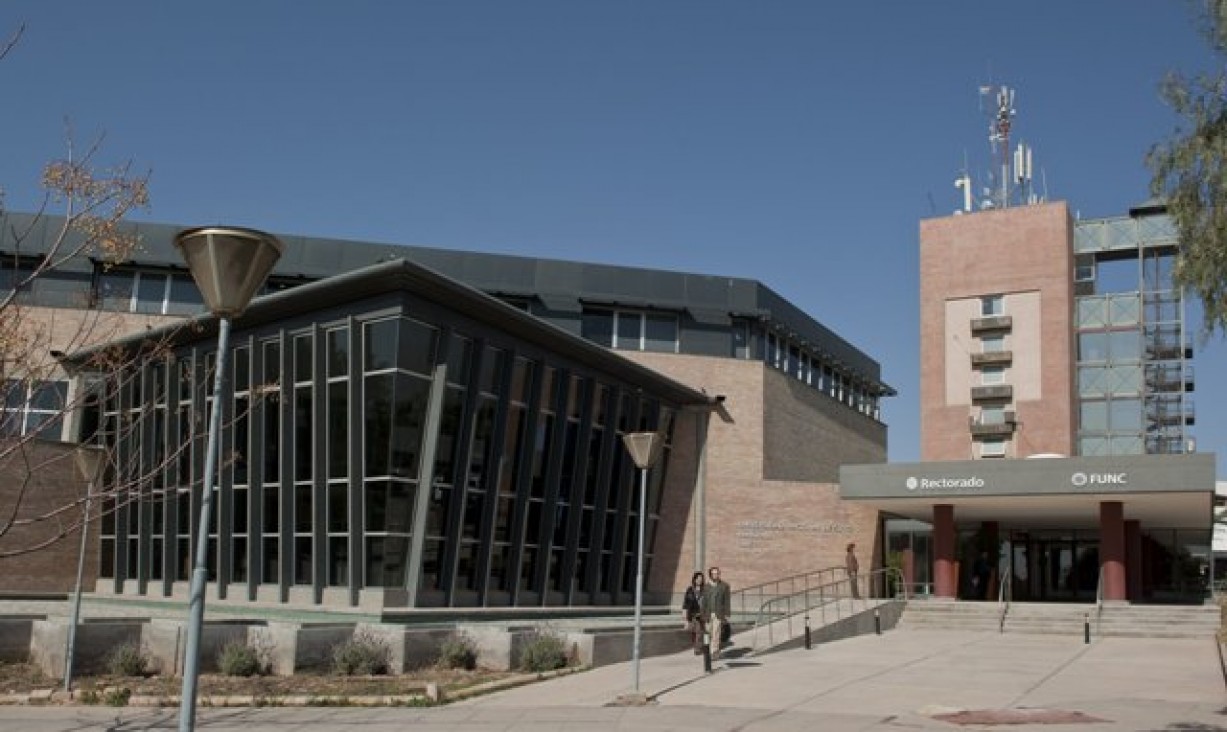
[63,443,105,694]
[621,431,664,696]
[175,227,282,732]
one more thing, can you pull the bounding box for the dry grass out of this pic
[0,660,513,699]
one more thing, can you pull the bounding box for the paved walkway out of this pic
[3,629,1224,730]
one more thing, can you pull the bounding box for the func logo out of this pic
[906,477,919,491]
[1071,472,1128,487]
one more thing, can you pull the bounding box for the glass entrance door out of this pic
[1007,532,1098,602]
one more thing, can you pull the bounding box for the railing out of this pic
[996,568,1011,633]
[729,566,845,620]
[750,567,905,651]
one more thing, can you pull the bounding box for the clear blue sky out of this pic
[3,1,1224,476]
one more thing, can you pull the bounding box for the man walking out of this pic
[705,566,731,659]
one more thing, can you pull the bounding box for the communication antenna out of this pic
[953,150,973,214]
[984,85,1015,208]
[1014,141,1033,204]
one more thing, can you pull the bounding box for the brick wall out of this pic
[0,439,100,592]
[625,353,886,600]
[763,369,886,482]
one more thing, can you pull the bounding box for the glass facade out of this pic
[1075,214,1192,457]
[90,298,680,608]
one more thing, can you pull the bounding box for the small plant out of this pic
[78,689,100,705]
[518,629,568,673]
[436,630,478,670]
[217,639,264,677]
[103,687,131,707]
[331,630,390,676]
[391,695,437,707]
[105,643,148,677]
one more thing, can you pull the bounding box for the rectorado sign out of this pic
[905,476,985,491]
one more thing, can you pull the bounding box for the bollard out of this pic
[874,608,882,635]
[804,614,812,650]
[1084,613,1090,644]
[702,641,712,672]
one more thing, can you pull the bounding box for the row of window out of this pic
[764,333,881,419]
[0,259,301,316]
[579,306,883,421]
[92,312,676,605]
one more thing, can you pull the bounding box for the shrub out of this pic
[331,631,390,676]
[518,630,568,673]
[105,643,148,677]
[436,631,478,670]
[217,639,263,677]
[78,689,100,705]
[103,687,131,707]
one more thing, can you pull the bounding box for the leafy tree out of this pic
[1148,0,1227,337]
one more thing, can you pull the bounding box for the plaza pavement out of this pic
[2,628,1224,731]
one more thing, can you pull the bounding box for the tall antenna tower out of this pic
[985,84,1014,209]
[968,83,1041,211]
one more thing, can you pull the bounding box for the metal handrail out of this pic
[750,567,905,650]
[729,566,845,618]
[996,566,1011,633]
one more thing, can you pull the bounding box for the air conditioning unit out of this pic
[1004,410,1016,424]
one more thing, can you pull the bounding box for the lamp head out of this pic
[174,226,284,319]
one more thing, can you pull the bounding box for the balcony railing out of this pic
[970,411,1016,437]
[971,315,1012,334]
[971,384,1013,401]
[971,350,1013,366]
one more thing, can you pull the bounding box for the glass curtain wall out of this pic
[91,301,679,608]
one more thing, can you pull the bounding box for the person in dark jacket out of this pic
[846,543,860,599]
[681,571,707,654]
[704,566,732,659]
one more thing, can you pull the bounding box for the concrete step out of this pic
[898,600,1220,639]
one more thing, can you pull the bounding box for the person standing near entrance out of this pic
[846,543,860,599]
[704,566,731,659]
[973,551,992,600]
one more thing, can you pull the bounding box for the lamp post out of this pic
[621,431,664,696]
[174,227,282,732]
[63,444,105,694]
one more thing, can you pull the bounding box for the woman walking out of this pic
[682,571,707,654]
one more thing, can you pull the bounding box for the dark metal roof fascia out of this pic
[687,307,731,326]
[65,258,712,407]
[536,292,582,312]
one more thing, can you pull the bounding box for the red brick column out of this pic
[1125,520,1142,603]
[1099,501,1126,602]
[934,504,956,599]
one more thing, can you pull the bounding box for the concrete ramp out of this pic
[746,597,904,655]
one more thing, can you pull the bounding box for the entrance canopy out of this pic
[840,454,1216,530]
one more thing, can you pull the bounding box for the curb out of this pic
[0,665,586,709]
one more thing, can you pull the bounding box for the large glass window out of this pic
[1080,400,1108,431]
[1078,332,1108,362]
[1106,329,1141,362]
[981,365,1005,385]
